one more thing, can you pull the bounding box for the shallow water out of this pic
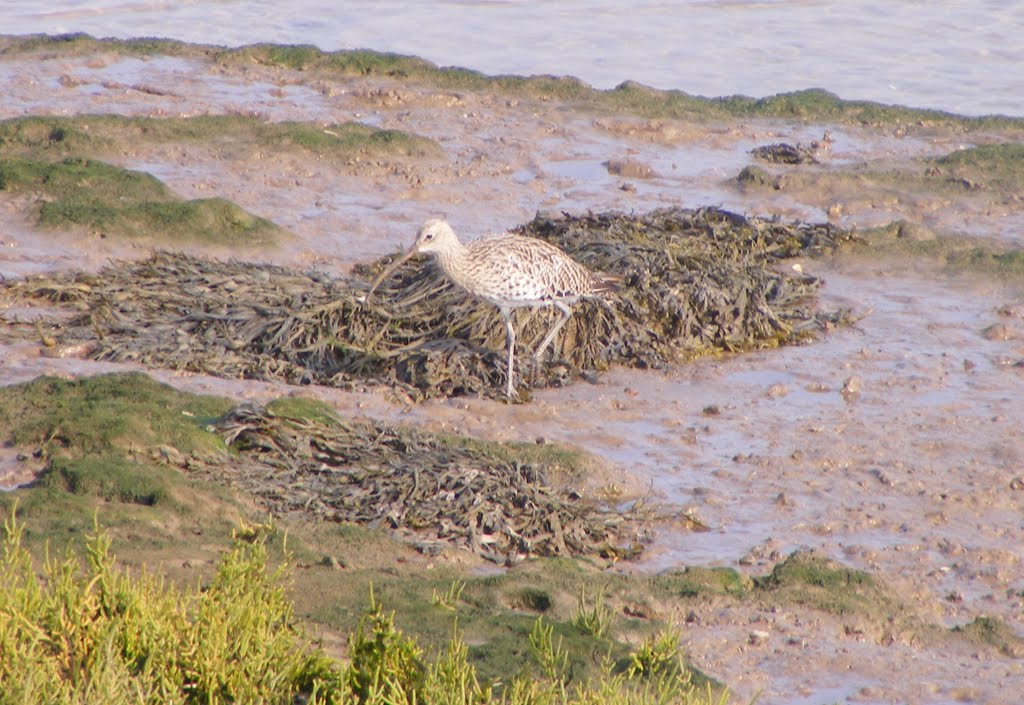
[6,0,1024,117]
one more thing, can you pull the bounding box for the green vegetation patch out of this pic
[931,142,1024,191]
[0,32,202,59]
[0,516,729,705]
[0,155,168,201]
[849,221,1024,281]
[952,247,1024,277]
[36,455,172,507]
[0,156,283,244]
[5,34,1023,127]
[228,44,1024,127]
[0,372,231,459]
[0,373,247,563]
[0,115,112,155]
[265,396,341,426]
[654,566,753,599]
[0,114,442,161]
[952,616,1024,658]
[753,551,883,616]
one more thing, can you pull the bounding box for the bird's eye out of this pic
[424,232,434,240]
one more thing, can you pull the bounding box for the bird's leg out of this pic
[532,303,572,362]
[502,309,517,399]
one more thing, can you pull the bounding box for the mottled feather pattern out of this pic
[435,234,610,307]
[367,218,619,397]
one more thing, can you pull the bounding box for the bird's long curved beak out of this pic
[364,246,417,302]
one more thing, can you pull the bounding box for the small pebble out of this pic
[841,375,862,403]
[981,323,1013,341]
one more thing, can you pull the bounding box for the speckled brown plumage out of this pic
[368,218,620,398]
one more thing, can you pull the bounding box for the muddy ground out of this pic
[1,37,1023,704]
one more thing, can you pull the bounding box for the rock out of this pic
[737,164,775,187]
[841,375,862,403]
[749,629,770,645]
[895,219,937,242]
[981,323,1013,341]
[870,468,895,486]
[604,158,658,179]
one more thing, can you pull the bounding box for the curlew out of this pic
[366,218,620,398]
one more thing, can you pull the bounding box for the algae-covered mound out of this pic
[0,372,647,562]
[0,114,442,162]
[2,207,855,399]
[0,156,283,244]
[190,402,645,563]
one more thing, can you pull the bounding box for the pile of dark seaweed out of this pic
[3,207,856,400]
[186,402,649,563]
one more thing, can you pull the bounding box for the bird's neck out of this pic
[432,242,468,285]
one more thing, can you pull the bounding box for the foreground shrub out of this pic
[0,510,728,705]
[0,514,340,705]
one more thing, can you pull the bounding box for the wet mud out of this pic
[1,35,1023,705]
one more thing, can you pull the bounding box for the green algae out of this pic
[0,373,242,558]
[0,156,283,243]
[0,114,442,161]
[0,32,197,58]
[849,221,1024,281]
[952,616,1024,658]
[931,142,1024,191]
[36,455,173,507]
[5,34,1023,128]
[0,372,231,459]
[753,550,883,616]
[654,566,753,599]
[265,396,342,427]
[0,156,169,201]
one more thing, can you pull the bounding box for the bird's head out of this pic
[364,218,457,301]
[413,218,458,255]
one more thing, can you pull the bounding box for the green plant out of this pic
[529,616,570,696]
[346,585,426,704]
[0,507,730,705]
[423,622,490,705]
[0,510,344,705]
[628,626,685,679]
[573,585,614,639]
[431,579,467,611]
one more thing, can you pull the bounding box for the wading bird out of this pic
[366,219,619,398]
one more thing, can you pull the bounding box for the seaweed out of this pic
[188,402,649,563]
[2,207,856,399]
